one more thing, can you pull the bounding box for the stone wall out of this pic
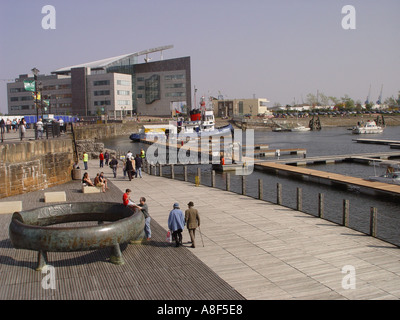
[0,138,74,199]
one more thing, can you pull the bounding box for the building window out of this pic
[137,77,144,82]
[94,101,111,106]
[94,80,110,86]
[10,88,23,93]
[145,75,160,105]
[94,90,110,96]
[117,100,131,105]
[165,83,185,89]
[117,80,130,86]
[165,74,185,81]
[117,90,130,96]
[165,92,186,98]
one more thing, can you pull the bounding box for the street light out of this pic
[31,68,40,120]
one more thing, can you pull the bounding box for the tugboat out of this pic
[129,96,233,141]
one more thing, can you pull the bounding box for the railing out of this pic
[144,163,398,247]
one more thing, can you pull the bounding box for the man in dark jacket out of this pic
[185,201,200,248]
[134,154,143,178]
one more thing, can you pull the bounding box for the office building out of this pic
[7,45,191,117]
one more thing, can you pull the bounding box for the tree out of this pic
[306,93,318,106]
[341,94,355,110]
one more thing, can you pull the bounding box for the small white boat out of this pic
[368,160,400,185]
[352,120,384,134]
[290,125,311,132]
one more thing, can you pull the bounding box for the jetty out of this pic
[256,162,400,196]
[1,159,400,300]
[264,151,400,166]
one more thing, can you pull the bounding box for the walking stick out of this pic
[198,226,205,247]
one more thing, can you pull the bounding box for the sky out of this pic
[0,0,399,114]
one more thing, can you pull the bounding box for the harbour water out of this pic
[102,125,400,246]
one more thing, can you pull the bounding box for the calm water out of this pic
[102,126,400,246]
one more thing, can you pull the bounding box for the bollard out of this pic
[277,183,282,205]
[297,188,302,212]
[184,166,188,182]
[195,176,200,187]
[370,207,377,237]
[171,164,175,179]
[197,167,201,185]
[159,164,163,177]
[226,173,230,192]
[343,200,349,227]
[258,179,263,200]
[212,170,216,188]
[242,176,246,195]
[318,193,324,218]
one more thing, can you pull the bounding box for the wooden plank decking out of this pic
[255,162,400,195]
[1,159,400,300]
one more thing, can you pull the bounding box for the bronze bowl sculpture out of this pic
[9,202,145,270]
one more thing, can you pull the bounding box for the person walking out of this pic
[104,151,110,166]
[125,157,134,181]
[138,197,151,240]
[0,118,5,141]
[185,201,201,248]
[168,203,185,247]
[83,152,89,170]
[36,118,43,140]
[110,156,118,178]
[99,151,104,168]
[134,154,143,178]
[19,118,26,141]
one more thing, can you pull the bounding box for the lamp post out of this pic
[31,68,40,120]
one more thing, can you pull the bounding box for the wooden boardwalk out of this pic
[255,162,400,196]
[1,159,400,300]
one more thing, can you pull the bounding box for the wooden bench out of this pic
[0,201,23,214]
[44,192,67,203]
[82,185,101,194]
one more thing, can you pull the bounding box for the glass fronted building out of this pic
[7,45,192,117]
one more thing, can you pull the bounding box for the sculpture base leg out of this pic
[110,244,124,265]
[129,229,146,244]
[36,250,48,271]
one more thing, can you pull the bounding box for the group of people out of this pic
[122,189,201,248]
[123,189,151,240]
[122,150,144,181]
[82,171,109,192]
[168,202,201,248]
[0,117,27,141]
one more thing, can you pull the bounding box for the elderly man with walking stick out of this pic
[185,201,201,248]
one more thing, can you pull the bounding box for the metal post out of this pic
[171,164,174,179]
[370,207,377,237]
[297,188,302,212]
[211,170,216,187]
[318,193,324,218]
[159,164,163,177]
[184,166,187,182]
[242,175,246,195]
[343,200,349,227]
[197,167,201,185]
[277,183,282,205]
[258,179,263,200]
[226,173,230,192]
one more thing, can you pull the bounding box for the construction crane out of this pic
[376,85,383,105]
[365,84,371,105]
